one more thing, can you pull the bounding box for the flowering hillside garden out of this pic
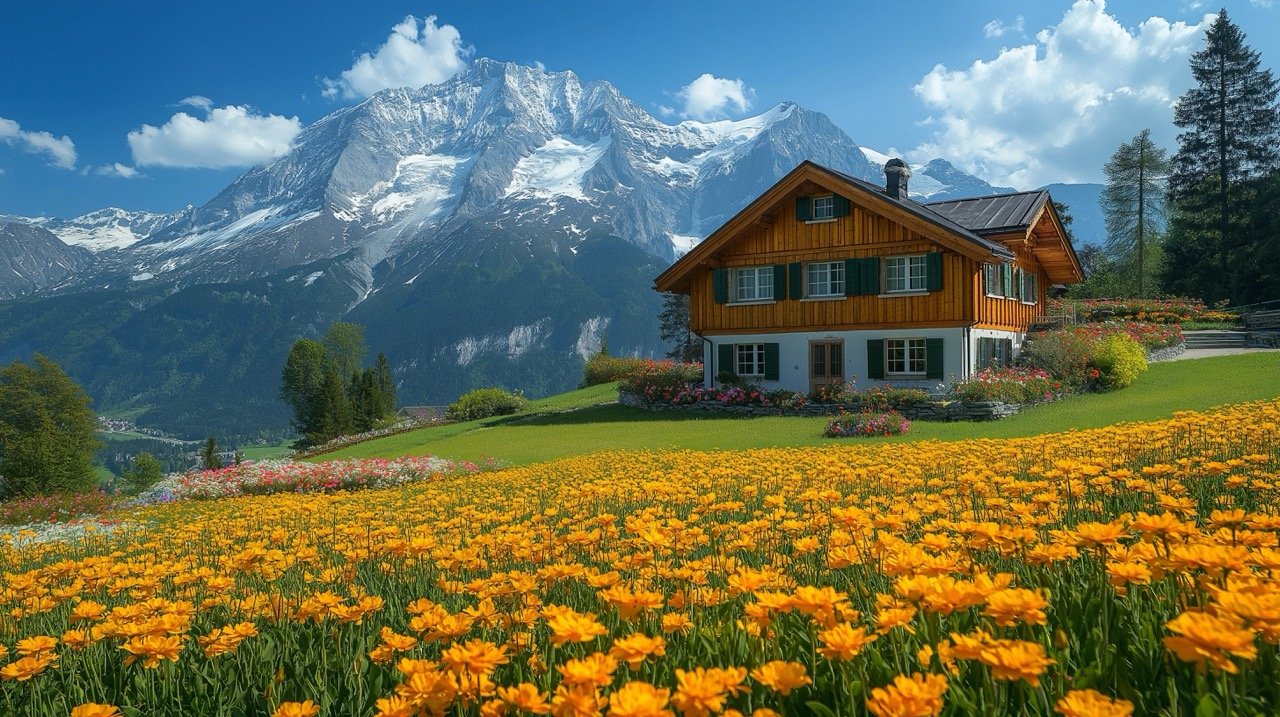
[2,401,1280,716]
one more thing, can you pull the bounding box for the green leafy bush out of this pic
[824,410,911,438]
[446,388,526,422]
[810,381,858,404]
[1020,330,1097,388]
[618,361,704,403]
[121,453,165,496]
[582,354,652,387]
[863,385,931,409]
[948,367,1063,404]
[1090,334,1148,389]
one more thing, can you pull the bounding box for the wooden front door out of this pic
[809,340,844,394]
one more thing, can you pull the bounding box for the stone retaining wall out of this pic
[618,391,1023,421]
[1147,342,1187,362]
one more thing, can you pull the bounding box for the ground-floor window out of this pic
[977,337,1014,369]
[886,338,927,375]
[735,344,765,376]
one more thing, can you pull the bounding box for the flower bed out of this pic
[824,410,911,437]
[136,456,482,503]
[0,490,119,526]
[949,367,1063,404]
[1050,297,1216,323]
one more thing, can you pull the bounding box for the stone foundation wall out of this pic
[1147,342,1187,362]
[618,391,1023,421]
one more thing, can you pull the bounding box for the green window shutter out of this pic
[925,338,944,379]
[844,258,860,297]
[1030,274,1038,302]
[1002,264,1013,298]
[926,252,944,292]
[773,264,787,301]
[861,257,881,295]
[763,343,780,380]
[832,194,850,217]
[718,344,735,377]
[789,262,803,299]
[866,339,885,380]
[978,337,993,369]
[795,197,811,221]
[713,268,728,304]
[1013,269,1023,300]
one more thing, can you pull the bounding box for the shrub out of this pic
[618,361,704,403]
[1090,334,1148,389]
[447,387,526,422]
[949,367,1063,404]
[120,452,165,496]
[582,353,651,386]
[810,380,858,404]
[0,490,117,526]
[863,385,931,410]
[824,410,911,438]
[763,389,808,409]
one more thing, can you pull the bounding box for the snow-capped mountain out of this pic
[857,148,1017,200]
[0,222,93,299]
[3,207,191,252]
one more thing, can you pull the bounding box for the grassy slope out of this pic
[316,352,1280,466]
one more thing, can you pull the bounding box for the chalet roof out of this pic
[821,167,1016,258]
[922,191,1051,236]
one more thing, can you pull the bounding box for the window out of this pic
[984,263,1003,297]
[736,344,766,376]
[732,267,774,303]
[884,255,928,293]
[977,337,1014,368]
[806,261,844,297]
[886,338,927,375]
[811,195,834,220]
[1021,271,1038,304]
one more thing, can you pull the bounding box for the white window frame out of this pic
[731,267,774,303]
[811,195,834,221]
[884,255,928,294]
[806,261,844,298]
[886,338,927,376]
[735,344,766,377]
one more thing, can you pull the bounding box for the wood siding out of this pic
[689,191,979,334]
[972,234,1047,331]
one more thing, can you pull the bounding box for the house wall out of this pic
[973,236,1047,331]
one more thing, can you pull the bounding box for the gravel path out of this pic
[1159,347,1280,361]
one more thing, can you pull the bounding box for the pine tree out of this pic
[280,339,330,444]
[122,452,163,495]
[373,353,396,417]
[201,436,220,470]
[322,322,367,383]
[0,354,100,497]
[658,292,701,363]
[1101,129,1170,297]
[310,366,354,444]
[1166,9,1280,302]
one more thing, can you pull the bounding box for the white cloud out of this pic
[95,163,140,178]
[0,115,77,169]
[912,0,1214,188]
[673,74,755,121]
[984,16,1025,38]
[323,15,469,99]
[179,95,213,112]
[127,104,302,169]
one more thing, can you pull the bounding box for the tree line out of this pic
[1085,8,1279,305]
[280,322,397,447]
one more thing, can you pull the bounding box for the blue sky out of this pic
[1,0,1276,218]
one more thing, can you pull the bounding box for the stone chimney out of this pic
[884,158,911,201]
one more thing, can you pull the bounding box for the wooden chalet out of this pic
[653,159,1083,393]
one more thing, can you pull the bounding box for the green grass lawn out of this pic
[315,352,1280,467]
[236,442,294,461]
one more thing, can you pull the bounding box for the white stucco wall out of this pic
[703,327,1028,394]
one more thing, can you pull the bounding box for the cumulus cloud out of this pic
[984,16,1025,38]
[127,104,301,169]
[673,74,754,121]
[0,115,77,169]
[179,95,214,112]
[912,0,1213,188]
[95,163,140,178]
[323,15,470,99]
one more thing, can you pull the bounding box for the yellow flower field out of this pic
[3,399,1280,716]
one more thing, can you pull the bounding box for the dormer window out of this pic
[811,195,834,220]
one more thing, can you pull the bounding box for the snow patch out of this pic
[303,271,324,286]
[369,154,470,222]
[575,316,611,361]
[669,234,701,256]
[130,272,154,282]
[505,136,612,200]
[452,319,552,366]
[404,272,422,285]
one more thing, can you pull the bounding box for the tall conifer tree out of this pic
[1166,9,1280,302]
[1101,129,1170,297]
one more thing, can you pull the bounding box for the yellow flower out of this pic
[547,611,609,646]
[607,681,673,717]
[16,635,58,657]
[609,633,666,670]
[671,667,747,717]
[442,638,509,676]
[272,701,321,717]
[865,672,948,717]
[983,588,1049,627]
[661,613,694,634]
[1054,689,1134,717]
[0,654,58,681]
[1163,611,1258,673]
[120,635,183,668]
[749,661,811,696]
[70,705,122,717]
[558,652,618,688]
[551,684,607,717]
[498,682,552,714]
[817,622,879,660]
[976,640,1054,686]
